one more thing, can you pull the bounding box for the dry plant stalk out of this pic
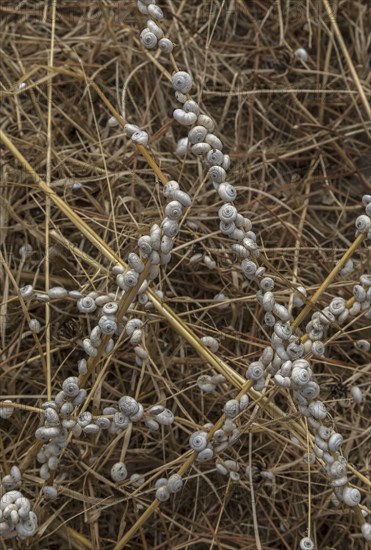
[0,1,370,549]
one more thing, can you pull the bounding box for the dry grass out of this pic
[0,1,370,549]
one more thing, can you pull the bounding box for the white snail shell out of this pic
[111,462,128,482]
[159,37,173,53]
[205,132,222,149]
[217,183,236,202]
[173,108,197,125]
[130,403,145,422]
[188,125,207,144]
[331,475,348,487]
[197,375,216,393]
[274,373,291,388]
[274,321,292,340]
[162,218,179,238]
[62,377,80,398]
[184,100,199,114]
[16,512,38,538]
[241,259,257,279]
[329,460,347,478]
[208,165,226,183]
[42,485,58,500]
[291,367,311,387]
[299,381,320,400]
[113,412,129,429]
[132,130,149,146]
[231,244,249,258]
[308,400,327,420]
[167,474,183,493]
[355,214,371,233]
[124,123,140,135]
[83,423,100,435]
[260,277,275,291]
[361,522,371,541]
[200,336,219,352]
[165,200,183,220]
[272,303,290,322]
[342,486,361,507]
[173,190,192,207]
[220,221,236,235]
[189,430,208,452]
[206,148,224,166]
[191,142,211,155]
[144,418,160,430]
[353,285,367,302]
[311,341,325,356]
[328,432,343,452]
[176,136,189,156]
[315,435,329,451]
[299,538,314,550]
[28,318,41,333]
[156,485,170,502]
[48,286,68,299]
[156,408,174,426]
[140,28,158,49]
[172,71,193,93]
[127,253,144,274]
[219,204,237,223]
[98,317,117,335]
[73,388,87,406]
[197,447,214,462]
[223,399,240,418]
[20,284,34,299]
[246,361,264,381]
[350,386,363,404]
[198,114,215,132]
[222,154,231,170]
[77,296,97,313]
[147,19,163,38]
[329,297,346,316]
[163,180,179,197]
[119,396,139,417]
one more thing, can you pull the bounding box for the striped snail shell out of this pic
[299,538,314,550]
[223,399,240,418]
[308,400,327,420]
[200,336,219,352]
[159,37,173,52]
[119,396,139,417]
[328,432,343,452]
[62,376,80,398]
[260,277,275,291]
[241,259,257,279]
[161,218,179,238]
[111,462,128,482]
[138,235,152,256]
[123,270,139,288]
[140,29,158,49]
[189,430,208,452]
[274,321,292,340]
[299,381,320,400]
[156,485,170,502]
[191,142,211,155]
[198,114,215,132]
[342,486,361,507]
[156,408,174,426]
[128,252,145,273]
[329,297,346,316]
[98,316,117,335]
[291,367,311,387]
[184,100,199,114]
[173,108,197,126]
[206,148,224,166]
[329,459,347,478]
[147,19,163,38]
[231,243,249,258]
[311,340,325,356]
[208,165,226,183]
[163,180,179,197]
[148,3,164,19]
[197,447,214,462]
[219,204,237,223]
[220,220,236,235]
[165,200,183,220]
[173,190,192,207]
[172,71,193,93]
[217,183,236,202]
[168,474,183,493]
[132,130,148,146]
[77,296,97,313]
[205,133,222,149]
[246,361,264,381]
[188,125,207,144]
[355,214,371,233]
[264,312,276,327]
[176,136,188,156]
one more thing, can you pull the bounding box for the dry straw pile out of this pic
[0,1,370,549]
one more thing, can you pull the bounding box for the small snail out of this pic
[196,447,214,462]
[62,377,80,398]
[350,385,363,404]
[111,462,128,482]
[131,130,149,146]
[159,37,173,53]
[147,19,163,38]
[189,430,208,452]
[355,214,371,233]
[191,142,211,155]
[218,204,237,223]
[208,165,226,183]
[184,100,199,114]
[77,296,97,314]
[217,183,236,202]
[176,136,189,156]
[342,486,361,507]
[206,148,224,166]
[223,399,240,418]
[161,218,179,238]
[260,277,275,291]
[119,396,140,417]
[328,432,343,452]
[165,200,183,220]
[188,125,207,144]
[246,362,264,381]
[168,474,183,493]
[156,408,174,426]
[140,28,158,49]
[299,537,314,550]
[48,286,68,299]
[241,259,257,279]
[172,71,193,93]
[138,235,153,257]
[205,132,222,149]
[155,485,170,502]
[42,485,58,500]
[198,114,215,132]
[308,400,327,420]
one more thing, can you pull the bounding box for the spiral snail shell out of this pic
[165,200,183,220]
[147,19,163,38]
[168,474,183,493]
[188,125,207,144]
[156,485,170,502]
[189,430,208,452]
[223,399,240,418]
[198,114,215,132]
[161,218,179,238]
[119,396,139,417]
[176,136,189,156]
[218,204,237,223]
[196,447,214,462]
[299,538,314,550]
[191,142,211,155]
[208,165,226,183]
[206,148,224,166]
[156,408,174,426]
[217,183,237,202]
[328,432,343,452]
[308,400,328,420]
[355,214,371,233]
[111,462,128,482]
[173,108,197,126]
[158,37,173,52]
[246,361,264,381]
[172,71,193,93]
[291,367,311,387]
[77,296,97,314]
[342,486,361,507]
[140,29,158,49]
[299,381,320,400]
[98,316,117,335]
[241,259,257,279]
